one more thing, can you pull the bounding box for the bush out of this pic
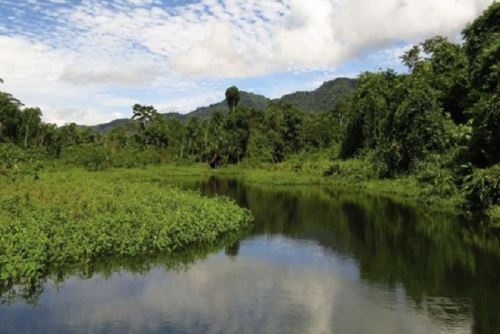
[59,145,169,170]
[414,155,462,207]
[464,164,500,214]
[324,158,377,182]
[0,144,45,181]
[60,144,110,171]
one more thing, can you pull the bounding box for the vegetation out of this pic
[278,77,357,113]
[0,168,252,289]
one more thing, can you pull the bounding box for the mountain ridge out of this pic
[92,77,357,132]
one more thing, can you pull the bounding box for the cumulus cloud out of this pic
[0,0,494,124]
[171,0,492,76]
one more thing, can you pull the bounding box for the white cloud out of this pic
[171,0,493,76]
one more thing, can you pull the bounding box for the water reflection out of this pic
[1,177,499,334]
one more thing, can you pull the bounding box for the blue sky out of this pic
[0,0,493,125]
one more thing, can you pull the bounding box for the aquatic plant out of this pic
[0,171,252,288]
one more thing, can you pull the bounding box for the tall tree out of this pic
[21,107,42,147]
[225,86,240,113]
[131,104,157,130]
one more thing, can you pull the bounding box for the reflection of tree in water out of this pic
[225,241,240,257]
[193,177,500,334]
[0,230,245,305]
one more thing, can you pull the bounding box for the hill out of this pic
[276,78,357,112]
[189,91,270,119]
[92,77,356,132]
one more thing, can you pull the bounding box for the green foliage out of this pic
[132,104,158,130]
[323,158,377,182]
[340,70,401,159]
[463,2,500,93]
[464,164,500,214]
[0,91,23,143]
[339,111,364,159]
[385,77,448,173]
[0,169,252,288]
[413,154,463,208]
[278,77,357,113]
[225,86,240,113]
[60,145,169,170]
[60,144,110,171]
[401,45,423,70]
[469,94,500,167]
[341,71,449,176]
[0,144,45,181]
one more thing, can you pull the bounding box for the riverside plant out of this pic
[0,172,252,289]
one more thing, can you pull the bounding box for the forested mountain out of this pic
[92,78,356,132]
[189,91,269,119]
[93,112,188,133]
[93,118,130,133]
[277,78,357,113]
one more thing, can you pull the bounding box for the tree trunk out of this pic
[24,113,32,148]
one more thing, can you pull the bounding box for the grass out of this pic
[0,168,252,289]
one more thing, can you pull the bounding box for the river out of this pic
[1,177,499,334]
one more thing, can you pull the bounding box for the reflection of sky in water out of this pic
[0,236,471,334]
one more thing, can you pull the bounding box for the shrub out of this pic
[0,144,45,181]
[60,144,110,171]
[464,164,500,214]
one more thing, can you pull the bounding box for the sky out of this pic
[0,0,494,125]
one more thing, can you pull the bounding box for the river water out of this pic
[1,177,499,334]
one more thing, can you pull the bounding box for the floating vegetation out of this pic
[0,170,252,290]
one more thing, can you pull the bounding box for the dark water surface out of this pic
[1,177,499,334]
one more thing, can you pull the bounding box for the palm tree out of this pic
[400,45,422,70]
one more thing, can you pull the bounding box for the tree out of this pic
[469,95,500,167]
[144,114,169,148]
[386,77,448,172]
[21,107,42,147]
[59,123,80,146]
[0,92,23,142]
[401,45,423,71]
[463,2,500,167]
[340,70,402,159]
[421,36,448,54]
[463,2,500,94]
[423,37,470,124]
[131,104,157,130]
[225,86,240,113]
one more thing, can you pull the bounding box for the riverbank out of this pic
[114,161,497,225]
[0,169,252,288]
